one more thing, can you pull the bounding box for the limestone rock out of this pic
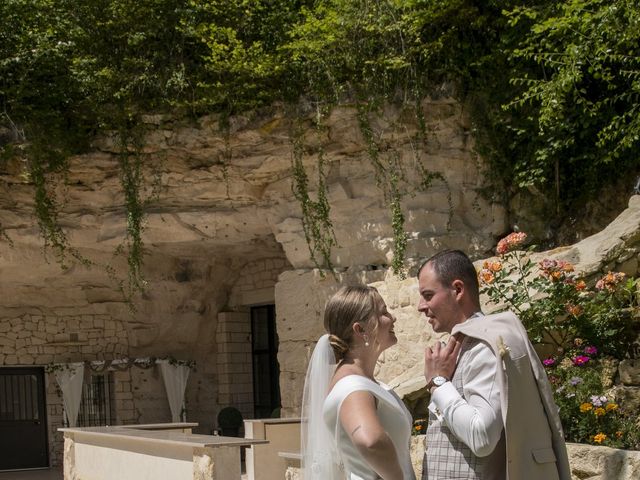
[619,359,640,386]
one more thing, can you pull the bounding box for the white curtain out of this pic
[158,360,191,422]
[54,362,85,428]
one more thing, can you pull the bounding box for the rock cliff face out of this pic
[0,97,503,460]
[0,97,503,366]
[1,97,638,466]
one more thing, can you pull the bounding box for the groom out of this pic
[417,249,571,480]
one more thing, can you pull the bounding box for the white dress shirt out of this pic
[427,317,504,457]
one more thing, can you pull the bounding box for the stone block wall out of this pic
[0,313,128,365]
[228,257,291,309]
[1,312,130,466]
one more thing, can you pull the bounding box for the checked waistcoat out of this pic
[422,337,505,480]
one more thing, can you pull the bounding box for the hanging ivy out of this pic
[290,112,337,273]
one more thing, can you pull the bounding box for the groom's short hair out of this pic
[417,250,479,299]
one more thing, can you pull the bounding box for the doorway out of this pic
[250,305,281,418]
[0,367,49,470]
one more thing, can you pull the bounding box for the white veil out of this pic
[301,334,342,479]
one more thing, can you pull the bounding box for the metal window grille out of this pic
[76,373,115,427]
[0,372,40,421]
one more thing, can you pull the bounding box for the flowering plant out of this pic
[411,418,428,436]
[479,232,640,447]
[478,232,639,356]
[544,341,640,449]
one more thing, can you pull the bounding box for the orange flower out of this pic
[479,269,495,284]
[594,407,606,417]
[606,403,618,412]
[565,304,583,316]
[579,403,593,413]
[489,261,502,272]
[593,433,607,444]
[575,280,587,291]
[561,262,575,272]
[551,271,563,281]
[616,431,623,438]
[596,271,626,291]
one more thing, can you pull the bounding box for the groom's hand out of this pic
[424,333,463,390]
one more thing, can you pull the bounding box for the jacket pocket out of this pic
[532,447,556,464]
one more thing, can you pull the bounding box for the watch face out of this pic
[432,376,447,387]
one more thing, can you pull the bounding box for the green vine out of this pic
[356,101,454,278]
[108,125,163,306]
[290,113,337,273]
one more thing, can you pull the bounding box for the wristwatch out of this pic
[428,375,449,389]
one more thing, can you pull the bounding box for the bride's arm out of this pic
[339,390,404,480]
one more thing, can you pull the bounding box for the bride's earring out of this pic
[363,334,370,347]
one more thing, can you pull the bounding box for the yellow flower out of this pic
[616,431,623,438]
[580,403,593,413]
[593,433,607,444]
[606,403,618,412]
[594,407,606,417]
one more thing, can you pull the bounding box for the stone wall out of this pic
[0,313,128,365]
[228,257,291,309]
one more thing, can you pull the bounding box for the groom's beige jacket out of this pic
[451,311,571,480]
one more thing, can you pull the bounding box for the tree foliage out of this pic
[1,0,639,283]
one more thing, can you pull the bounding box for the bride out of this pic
[301,286,416,480]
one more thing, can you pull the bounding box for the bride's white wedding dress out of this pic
[323,375,417,480]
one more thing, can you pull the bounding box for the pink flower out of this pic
[584,346,598,356]
[572,355,590,366]
[542,357,556,367]
[496,232,527,255]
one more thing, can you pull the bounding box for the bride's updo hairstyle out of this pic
[323,285,384,361]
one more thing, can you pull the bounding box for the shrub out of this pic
[479,232,640,448]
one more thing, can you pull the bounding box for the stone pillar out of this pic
[63,433,77,480]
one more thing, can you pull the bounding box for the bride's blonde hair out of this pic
[323,285,384,361]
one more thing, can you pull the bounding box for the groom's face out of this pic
[417,264,461,334]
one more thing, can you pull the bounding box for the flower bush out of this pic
[479,232,640,448]
[544,341,640,449]
[412,418,428,436]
